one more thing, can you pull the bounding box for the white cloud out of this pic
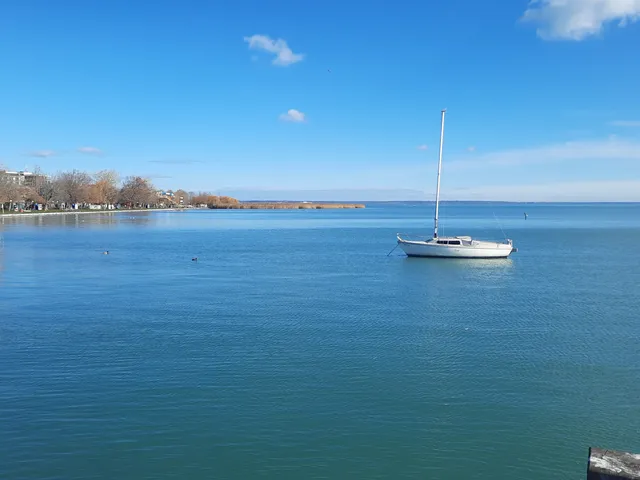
[449,137,640,168]
[417,144,428,151]
[243,34,304,66]
[78,146,102,155]
[30,150,55,158]
[279,109,306,123]
[522,0,640,40]
[467,146,477,152]
[610,120,640,127]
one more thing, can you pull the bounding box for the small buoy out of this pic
[192,257,198,262]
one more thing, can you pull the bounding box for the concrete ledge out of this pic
[588,447,640,480]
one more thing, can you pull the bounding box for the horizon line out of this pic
[237,199,640,204]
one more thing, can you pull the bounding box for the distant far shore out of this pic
[211,202,366,210]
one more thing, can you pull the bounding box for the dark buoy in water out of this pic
[192,257,198,262]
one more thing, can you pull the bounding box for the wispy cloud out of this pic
[522,0,640,40]
[243,34,304,66]
[148,159,203,165]
[279,109,306,123]
[77,146,102,155]
[417,144,428,151]
[467,146,477,152]
[218,188,428,202]
[446,180,640,202]
[219,183,640,201]
[30,150,55,158]
[449,137,640,169]
[609,120,640,127]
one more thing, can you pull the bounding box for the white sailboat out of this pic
[397,109,515,259]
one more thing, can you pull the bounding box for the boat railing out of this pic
[396,233,431,242]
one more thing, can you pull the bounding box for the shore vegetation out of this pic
[1,167,365,214]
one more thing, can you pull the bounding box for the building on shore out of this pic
[0,170,43,187]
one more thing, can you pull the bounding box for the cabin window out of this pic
[448,240,461,245]
[437,240,448,245]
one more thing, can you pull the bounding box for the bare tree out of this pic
[118,176,156,208]
[53,170,92,208]
[0,171,21,213]
[191,192,211,206]
[32,166,55,209]
[1,166,210,212]
[22,186,44,208]
[88,170,120,205]
[95,169,119,186]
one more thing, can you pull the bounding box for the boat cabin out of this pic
[436,239,461,245]
[434,236,473,246]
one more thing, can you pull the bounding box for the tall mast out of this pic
[433,109,446,238]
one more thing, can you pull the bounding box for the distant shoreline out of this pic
[2,201,634,220]
[0,203,366,218]
[0,208,184,218]
[212,202,365,210]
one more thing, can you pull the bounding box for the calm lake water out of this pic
[1,203,639,479]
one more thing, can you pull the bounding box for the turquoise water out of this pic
[1,203,639,479]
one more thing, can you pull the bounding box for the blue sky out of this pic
[1,0,640,200]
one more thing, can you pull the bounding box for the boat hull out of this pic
[398,239,513,259]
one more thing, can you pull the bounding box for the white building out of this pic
[1,171,39,187]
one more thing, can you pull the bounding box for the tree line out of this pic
[0,167,238,213]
